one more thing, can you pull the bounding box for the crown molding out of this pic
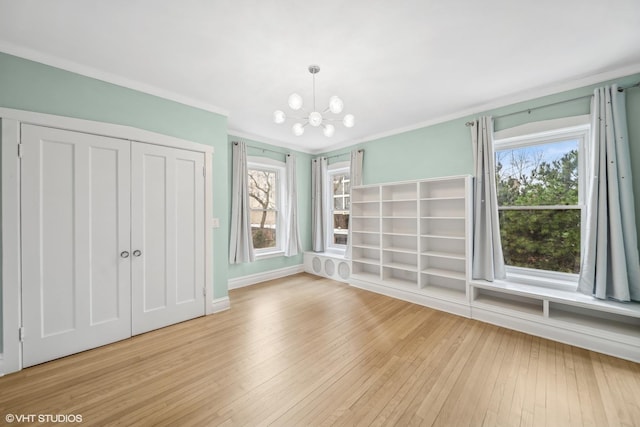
[0,42,229,117]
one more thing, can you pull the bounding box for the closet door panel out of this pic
[131,142,205,335]
[21,124,131,367]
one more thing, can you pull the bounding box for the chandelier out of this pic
[273,65,354,137]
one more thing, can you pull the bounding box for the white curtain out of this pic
[471,116,506,281]
[345,149,364,259]
[578,85,640,301]
[284,154,302,256]
[229,141,255,264]
[311,157,327,252]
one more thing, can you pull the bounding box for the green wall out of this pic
[226,135,313,279]
[0,52,230,354]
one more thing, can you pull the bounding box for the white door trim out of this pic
[1,108,215,375]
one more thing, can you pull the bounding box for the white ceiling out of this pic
[1,0,639,153]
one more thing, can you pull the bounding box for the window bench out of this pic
[469,279,640,362]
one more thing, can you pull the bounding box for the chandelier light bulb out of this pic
[329,96,344,114]
[292,122,305,136]
[308,111,323,127]
[288,93,303,111]
[323,124,335,137]
[343,114,355,128]
[273,110,286,124]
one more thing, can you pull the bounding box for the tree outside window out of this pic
[495,139,581,274]
[248,168,277,249]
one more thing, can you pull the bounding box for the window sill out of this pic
[254,250,285,260]
[504,271,577,293]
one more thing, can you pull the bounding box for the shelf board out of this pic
[381,198,416,203]
[352,215,379,219]
[382,216,417,219]
[352,230,379,235]
[474,294,544,317]
[352,257,380,266]
[384,246,417,254]
[420,284,467,302]
[421,268,465,281]
[421,234,465,240]
[422,251,465,260]
[352,243,380,250]
[383,232,416,237]
[421,216,465,220]
[420,196,465,201]
[548,308,640,339]
[351,272,381,282]
[382,277,418,289]
[352,200,380,204]
[384,262,418,272]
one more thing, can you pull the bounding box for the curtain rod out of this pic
[313,149,364,162]
[465,94,591,127]
[464,81,640,127]
[233,141,290,157]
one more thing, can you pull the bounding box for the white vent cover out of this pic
[312,256,322,273]
[304,252,350,283]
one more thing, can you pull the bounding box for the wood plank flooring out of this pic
[1,273,639,426]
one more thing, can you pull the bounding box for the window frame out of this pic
[493,123,590,290]
[247,156,286,259]
[325,161,350,254]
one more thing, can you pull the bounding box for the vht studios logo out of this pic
[5,413,83,423]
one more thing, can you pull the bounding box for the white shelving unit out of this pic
[349,174,640,362]
[350,175,472,317]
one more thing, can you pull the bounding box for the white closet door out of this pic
[131,142,205,335]
[21,125,132,367]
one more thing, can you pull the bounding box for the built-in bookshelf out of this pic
[350,175,472,317]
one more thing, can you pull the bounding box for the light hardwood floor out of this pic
[1,273,639,426]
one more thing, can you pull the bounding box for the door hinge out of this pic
[18,143,23,158]
[19,327,25,342]
[202,287,206,297]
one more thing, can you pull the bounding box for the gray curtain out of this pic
[578,85,640,301]
[345,149,364,259]
[284,154,302,256]
[229,141,255,264]
[311,157,327,252]
[471,116,506,281]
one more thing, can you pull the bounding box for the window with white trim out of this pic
[247,157,286,257]
[494,124,588,286]
[326,162,350,252]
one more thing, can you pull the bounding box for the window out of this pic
[248,157,285,257]
[494,124,588,284]
[326,163,350,252]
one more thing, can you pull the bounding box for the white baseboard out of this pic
[228,264,304,290]
[211,297,230,313]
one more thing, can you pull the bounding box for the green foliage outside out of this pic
[496,148,580,273]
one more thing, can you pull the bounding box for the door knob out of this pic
[120,251,130,258]
[133,250,142,257]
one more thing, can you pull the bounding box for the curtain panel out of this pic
[284,154,302,256]
[578,85,640,301]
[311,157,327,252]
[345,149,364,259]
[229,141,255,264]
[471,116,506,281]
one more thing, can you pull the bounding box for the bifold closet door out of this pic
[130,142,206,335]
[21,125,132,368]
